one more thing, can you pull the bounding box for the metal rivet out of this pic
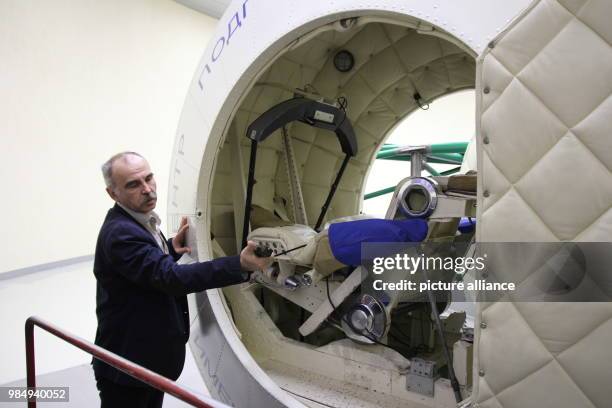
[483,190,490,197]
[479,369,485,377]
[488,41,495,49]
[482,272,489,279]
[483,136,490,144]
[480,322,487,329]
[483,86,490,94]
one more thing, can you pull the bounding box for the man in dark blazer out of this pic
[93,151,271,408]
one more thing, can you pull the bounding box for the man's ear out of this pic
[106,186,118,201]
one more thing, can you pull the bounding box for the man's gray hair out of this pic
[101,151,143,188]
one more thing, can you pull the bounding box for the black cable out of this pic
[413,92,430,110]
[299,308,305,342]
[422,267,463,403]
[335,96,349,133]
[325,275,337,312]
[337,96,348,111]
[360,330,397,350]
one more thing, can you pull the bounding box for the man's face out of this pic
[106,155,157,213]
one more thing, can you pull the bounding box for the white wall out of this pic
[0,0,217,273]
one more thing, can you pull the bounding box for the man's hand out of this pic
[240,240,273,271]
[172,216,191,255]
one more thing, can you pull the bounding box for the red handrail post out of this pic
[25,319,36,408]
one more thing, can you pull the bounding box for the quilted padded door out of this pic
[474,0,612,407]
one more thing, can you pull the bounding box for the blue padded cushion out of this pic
[328,218,428,266]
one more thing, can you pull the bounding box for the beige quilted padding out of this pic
[475,0,612,406]
[211,21,475,254]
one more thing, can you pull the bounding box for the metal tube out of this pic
[376,142,468,159]
[281,127,308,225]
[441,166,462,176]
[25,320,36,408]
[411,151,423,177]
[423,162,440,176]
[364,186,397,200]
[379,143,398,151]
[425,155,463,165]
[429,152,464,162]
[376,148,405,160]
[376,153,461,165]
[428,142,468,154]
[377,154,411,161]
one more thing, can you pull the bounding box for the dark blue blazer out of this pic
[92,204,247,386]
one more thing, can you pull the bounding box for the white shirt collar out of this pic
[117,202,168,253]
[117,202,161,232]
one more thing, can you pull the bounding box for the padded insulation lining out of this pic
[211,21,475,254]
[474,0,612,407]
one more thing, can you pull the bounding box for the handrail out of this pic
[380,142,468,154]
[25,316,229,408]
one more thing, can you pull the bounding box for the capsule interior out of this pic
[209,16,476,408]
